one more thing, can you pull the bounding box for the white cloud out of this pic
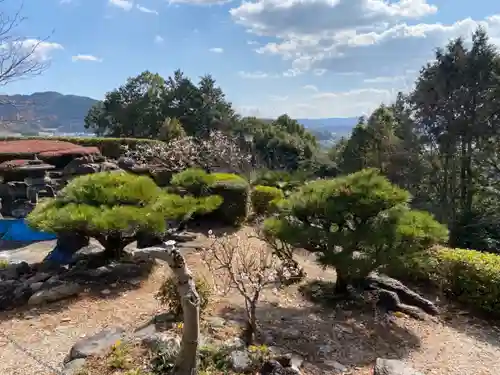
[155,35,164,44]
[71,54,102,62]
[303,84,318,92]
[209,47,224,53]
[238,71,269,79]
[242,87,395,118]
[109,0,133,11]
[231,0,437,37]
[229,0,500,79]
[11,39,64,61]
[136,4,159,14]
[168,0,231,5]
[247,40,259,45]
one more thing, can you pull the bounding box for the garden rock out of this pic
[62,358,87,375]
[28,282,82,305]
[205,316,226,329]
[223,337,246,350]
[365,274,439,316]
[69,327,126,361]
[142,332,181,354]
[275,353,304,371]
[134,324,158,340]
[230,350,252,372]
[374,358,424,375]
[260,360,301,375]
[322,360,348,374]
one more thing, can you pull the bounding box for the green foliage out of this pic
[27,172,222,252]
[251,169,304,195]
[0,136,162,159]
[198,345,231,373]
[386,247,500,317]
[209,173,250,226]
[236,115,319,172]
[159,117,186,142]
[197,344,270,374]
[264,168,448,289]
[171,169,249,226]
[155,276,212,317]
[251,185,284,215]
[0,259,9,269]
[171,168,214,195]
[107,341,132,370]
[84,70,237,139]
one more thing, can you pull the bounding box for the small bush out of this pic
[208,173,250,226]
[251,185,284,215]
[156,276,212,317]
[385,247,500,317]
[171,170,250,226]
[171,168,213,195]
[251,169,304,194]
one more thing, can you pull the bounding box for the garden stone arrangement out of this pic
[60,313,423,375]
[0,247,155,311]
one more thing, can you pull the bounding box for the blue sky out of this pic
[2,0,500,118]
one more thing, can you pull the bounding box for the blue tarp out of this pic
[0,219,57,241]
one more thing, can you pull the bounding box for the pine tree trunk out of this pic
[335,270,349,295]
[135,243,200,375]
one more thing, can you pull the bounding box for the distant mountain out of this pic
[0,91,98,135]
[0,91,359,139]
[297,117,358,145]
[297,117,358,131]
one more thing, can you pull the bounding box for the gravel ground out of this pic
[1,230,499,375]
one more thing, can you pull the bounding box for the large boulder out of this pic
[28,282,82,306]
[68,327,126,361]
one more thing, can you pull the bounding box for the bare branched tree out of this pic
[0,1,53,90]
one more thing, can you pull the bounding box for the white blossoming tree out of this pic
[200,231,282,345]
[124,130,254,175]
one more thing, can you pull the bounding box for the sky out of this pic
[2,0,500,119]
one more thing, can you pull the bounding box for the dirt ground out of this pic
[0,227,499,375]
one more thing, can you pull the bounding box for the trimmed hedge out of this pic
[385,247,500,317]
[251,185,284,215]
[171,168,250,226]
[171,168,213,195]
[0,136,162,159]
[209,173,250,226]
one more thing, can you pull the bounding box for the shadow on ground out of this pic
[0,251,156,322]
[301,278,500,351]
[219,299,421,370]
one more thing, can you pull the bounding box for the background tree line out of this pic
[84,70,337,178]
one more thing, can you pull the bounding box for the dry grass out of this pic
[0,226,500,375]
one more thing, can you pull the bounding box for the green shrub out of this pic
[251,169,304,194]
[264,168,448,294]
[251,185,284,215]
[0,136,161,158]
[171,170,250,226]
[170,168,213,195]
[385,247,500,317]
[156,276,212,317]
[27,171,222,257]
[208,173,250,226]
